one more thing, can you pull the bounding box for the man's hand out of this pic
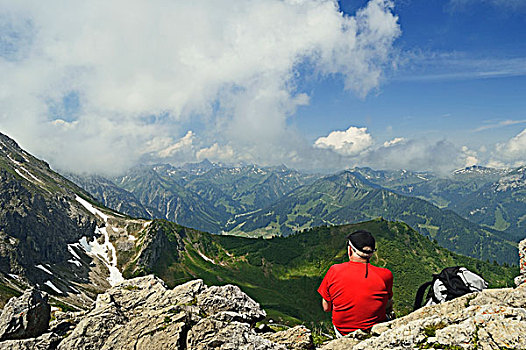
[322,298,332,312]
[386,298,393,314]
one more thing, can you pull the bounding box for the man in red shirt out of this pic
[318,230,393,336]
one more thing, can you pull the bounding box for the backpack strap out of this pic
[413,281,434,311]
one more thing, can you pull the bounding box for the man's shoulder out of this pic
[370,264,393,279]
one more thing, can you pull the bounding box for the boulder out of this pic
[187,318,284,350]
[54,275,278,349]
[262,325,314,350]
[0,332,60,350]
[0,289,50,341]
[197,284,266,323]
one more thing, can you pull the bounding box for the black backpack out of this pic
[413,266,488,311]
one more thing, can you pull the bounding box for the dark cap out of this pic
[347,230,376,253]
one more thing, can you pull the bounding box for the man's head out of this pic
[347,230,376,261]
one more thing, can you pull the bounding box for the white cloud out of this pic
[314,126,373,156]
[494,128,526,167]
[158,131,196,159]
[358,139,475,175]
[0,0,400,174]
[196,143,235,163]
[383,137,405,147]
[472,119,526,132]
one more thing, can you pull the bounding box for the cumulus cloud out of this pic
[0,0,400,174]
[354,139,479,175]
[383,137,405,147]
[314,126,373,156]
[494,128,526,167]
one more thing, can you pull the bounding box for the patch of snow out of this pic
[68,259,82,267]
[8,274,19,280]
[44,281,63,294]
[19,167,43,183]
[6,154,21,165]
[112,227,119,232]
[79,227,124,286]
[36,264,53,275]
[416,175,428,180]
[15,169,31,182]
[75,196,109,222]
[128,235,136,241]
[79,237,91,252]
[143,221,152,228]
[51,306,60,312]
[235,209,261,219]
[197,251,216,264]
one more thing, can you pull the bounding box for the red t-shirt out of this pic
[318,261,393,335]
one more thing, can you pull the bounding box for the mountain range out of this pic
[0,131,518,325]
[67,161,524,265]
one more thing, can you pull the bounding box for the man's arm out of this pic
[322,298,332,312]
[386,298,393,314]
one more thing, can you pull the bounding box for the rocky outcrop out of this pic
[2,272,526,349]
[514,238,526,286]
[262,325,314,350]
[0,275,303,349]
[0,133,97,282]
[0,289,50,341]
[321,283,526,349]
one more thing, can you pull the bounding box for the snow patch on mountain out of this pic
[68,259,82,267]
[197,251,216,264]
[80,227,124,286]
[44,280,63,294]
[75,196,109,222]
[36,264,53,275]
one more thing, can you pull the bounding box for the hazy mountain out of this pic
[449,166,526,241]
[70,163,319,233]
[352,166,525,243]
[229,170,518,265]
[351,166,507,208]
[64,173,152,219]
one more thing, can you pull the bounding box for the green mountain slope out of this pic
[123,218,517,324]
[79,163,319,233]
[351,166,506,208]
[228,171,518,265]
[113,166,227,233]
[449,166,526,242]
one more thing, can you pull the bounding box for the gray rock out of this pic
[0,332,61,350]
[197,284,266,323]
[0,289,51,341]
[323,282,526,350]
[262,325,314,350]
[318,337,361,350]
[187,318,285,350]
[55,275,279,349]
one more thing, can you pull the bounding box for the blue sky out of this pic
[0,0,525,174]
[301,0,526,149]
